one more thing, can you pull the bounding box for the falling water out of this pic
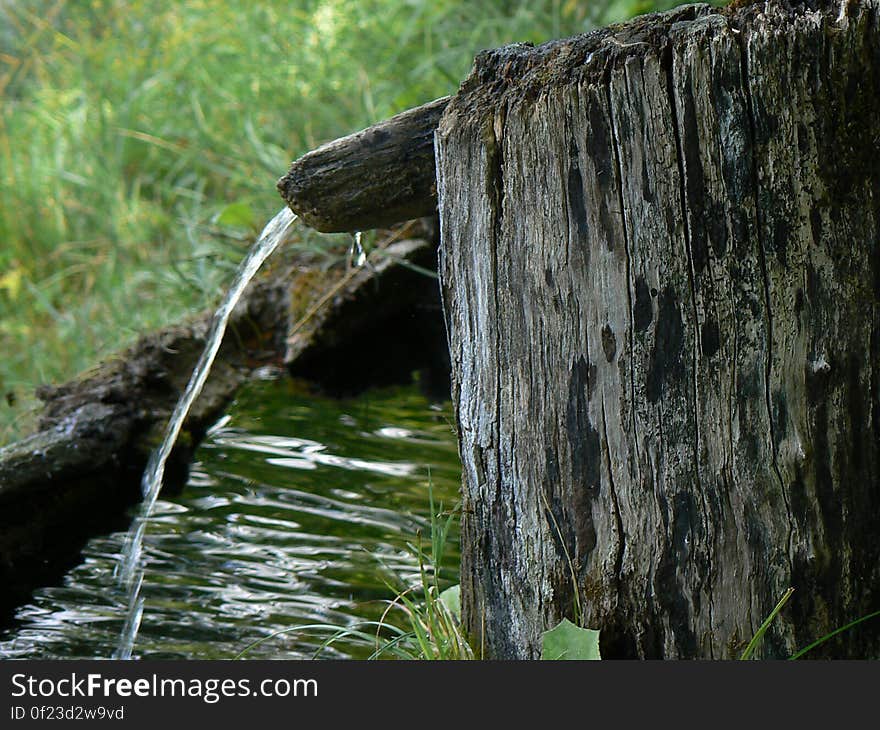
[350,231,366,267]
[114,206,298,659]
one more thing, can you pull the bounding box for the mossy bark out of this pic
[437,0,880,658]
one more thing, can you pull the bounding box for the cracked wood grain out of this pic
[437,0,880,659]
[277,97,449,232]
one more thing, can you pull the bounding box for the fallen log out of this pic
[0,233,445,619]
[0,279,283,619]
[277,97,450,232]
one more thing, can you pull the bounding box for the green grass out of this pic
[740,587,795,660]
[741,588,880,660]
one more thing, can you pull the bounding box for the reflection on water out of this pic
[0,379,461,659]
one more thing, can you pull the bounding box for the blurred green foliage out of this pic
[0,0,693,442]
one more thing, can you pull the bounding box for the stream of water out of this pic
[115,206,298,659]
[0,380,460,659]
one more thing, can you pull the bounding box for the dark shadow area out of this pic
[287,255,451,401]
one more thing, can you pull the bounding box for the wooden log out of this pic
[277,97,450,232]
[437,0,880,659]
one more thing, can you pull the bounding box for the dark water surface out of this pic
[0,377,461,659]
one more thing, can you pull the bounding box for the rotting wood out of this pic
[285,223,449,395]
[277,97,450,232]
[437,0,880,659]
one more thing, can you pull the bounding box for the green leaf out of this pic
[439,584,461,621]
[541,618,601,660]
[216,202,255,228]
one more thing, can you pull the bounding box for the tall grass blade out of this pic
[740,587,795,660]
[788,609,880,660]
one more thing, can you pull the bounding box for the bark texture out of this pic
[437,0,880,658]
[277,97,450,232]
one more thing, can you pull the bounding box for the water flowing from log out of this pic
[115,206,298,659]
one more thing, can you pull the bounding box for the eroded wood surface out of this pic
[438,0,880,658]
[277,97,450,232]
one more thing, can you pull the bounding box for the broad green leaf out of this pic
[439,584,461,621]
[541,618,601,660]
[216,202,255,228]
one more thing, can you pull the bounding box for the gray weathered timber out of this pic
[437,0,880,658]
[277,97,450,232]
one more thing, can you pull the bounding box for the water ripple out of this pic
[0,382,460,660]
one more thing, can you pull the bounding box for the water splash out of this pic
[349,231,366,268]
[114,206,298,659]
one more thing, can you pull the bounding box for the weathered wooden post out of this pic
[436,0,880,658]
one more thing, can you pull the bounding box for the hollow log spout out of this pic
[277,96,450,232]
